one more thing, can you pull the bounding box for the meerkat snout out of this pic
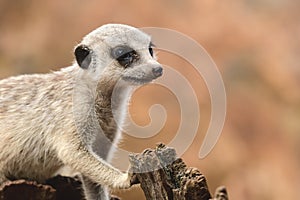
[152,65,163,78]
[121,61,163,85]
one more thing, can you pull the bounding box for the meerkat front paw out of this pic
[112,173,132,189]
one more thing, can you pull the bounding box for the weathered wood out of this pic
[214,186,228,200]
[129,143,228,200]
[0,176,121,200]
[0,179,56,200]
[46,175,83,200]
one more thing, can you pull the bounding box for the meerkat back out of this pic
[0,70,75,182]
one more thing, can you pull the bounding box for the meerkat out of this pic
[0,24,163,200]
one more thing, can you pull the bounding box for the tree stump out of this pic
[129,143,228,200]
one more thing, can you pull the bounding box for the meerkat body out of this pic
[0,24,163,200]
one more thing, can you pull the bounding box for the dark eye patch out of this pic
[111,46,138,67]
[112,46,131,58]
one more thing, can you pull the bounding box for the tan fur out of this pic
[0,24,162,200]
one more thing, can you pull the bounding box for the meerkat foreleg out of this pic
[55,138,131,190]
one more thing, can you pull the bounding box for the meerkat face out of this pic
[74,24,163,86]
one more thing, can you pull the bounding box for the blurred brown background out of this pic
[0,0,299,199]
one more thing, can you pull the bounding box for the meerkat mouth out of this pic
[121,65,163,85]
[121,76,155,85]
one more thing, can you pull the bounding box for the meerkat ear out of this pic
[74,45,92,69]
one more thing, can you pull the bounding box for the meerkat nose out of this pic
[152,66,163,78]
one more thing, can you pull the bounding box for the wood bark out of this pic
[129,143,228,200]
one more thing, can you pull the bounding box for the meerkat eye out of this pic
[117,51,137,67]
[112,46,138,67]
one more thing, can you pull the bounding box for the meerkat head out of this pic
[74,24,163,86]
